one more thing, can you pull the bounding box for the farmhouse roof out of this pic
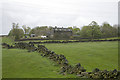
[53,27,72,31]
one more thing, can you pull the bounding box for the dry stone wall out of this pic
[1,42,120,79]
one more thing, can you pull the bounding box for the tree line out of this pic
[80,21,118,39]
[8,21,118,40]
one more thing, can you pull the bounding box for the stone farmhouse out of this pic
[49,27,73,39]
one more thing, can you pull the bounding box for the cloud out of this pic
[1,0,118,35]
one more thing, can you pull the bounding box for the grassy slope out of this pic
[2,49,77,78]
[2,37,118,78]
[2,37,76,78]
[2,37,15,45]
[44,41,118,72]
[97,37,119,40]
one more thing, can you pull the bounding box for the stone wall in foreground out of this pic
[2,42,120,79]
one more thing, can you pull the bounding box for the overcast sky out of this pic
[0,0,119,35]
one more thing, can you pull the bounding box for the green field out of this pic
[44,42,118,71]
[2,48,77,78]
[2,37,118,78]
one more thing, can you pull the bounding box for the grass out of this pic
[43,41,118,72]
[18,40,79,43]
[2,49,76,78]
[2,37,76,78]
[1,36,15,45]
[2,37,118,78]
[97,37,119,40]
[18,37,120,43]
